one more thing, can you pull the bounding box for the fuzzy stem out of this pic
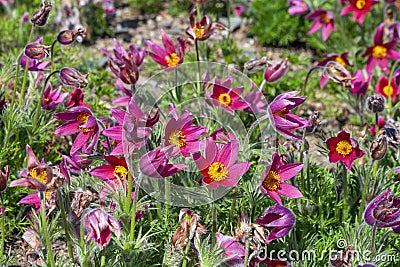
[18,25,35,108]
[243,238,250,267]
[125,172,133,214]
[10,53,23,115]
[374,112,379,137]
[358,163,372,224]
[195,40,202,97]
[212,203,217,245]
[50,39,57,72]
[129,174,139,242]
[181,238,192,267]
[342,164,348,221]
[259,79,266,92]
[371,222,377,255]
[302,66,324,96]
[57,189,74,260]
[165,177,171,224]
[0,193,5,261]
[229,198,236,224]
[39,191,55,267]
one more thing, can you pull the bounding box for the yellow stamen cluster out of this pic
[321,13,331,24]
[193,25,205,39]
[372,46,387,59]
[356,0,366,9]
[273,107,287,119]
[166,53,180,67]
[335,56,346,67]
[114,165,128,180]
[169,130,186,148]
[44,98,50,105]
[207,162,228,181]
[383,85,394,97]
[29,167,47,184]
[336,140,353,156]
[262,171,281,191]
[79,126,95,133]
[77,112,90,123]
[218,93,231,106]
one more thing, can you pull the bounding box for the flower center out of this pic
[193,25,205,39]
[382,85,394,97]
[321,13,331,24]
[114,165,128,180]
[168,130,186,148]
[336,140,353,156]
[44,98,50,105]
[273,107,287,119]
[77,112,90,124]
[262,170,281,191]
[165,53,180,67]
[356,0,366,9]
[29,167,47,184]
[79,126,95,133]
[372,46,387,59]
[335,56,346,67]
[218,93,231,106]
[207,162,228,181]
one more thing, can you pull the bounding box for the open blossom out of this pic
[305,9,337,41]
[186,8,226,41]
[349,70,370,96]
[90,156,129,184]
[269,91,311,140]
[42,84,68,110]
[54,106,100,155]
[287,0,309,16]
[19,190,57,213]
[317,52,353,89]
[362,23,400,74]
[260,152,303,205]
[364,190,400,229]
[326,129,366,170]
[193,139,251,189]
[146,30,185,68]
[340,0,379,24]
[375,76,400,102]
[65,87,90,108]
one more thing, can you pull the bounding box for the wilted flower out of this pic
[216,232,245,266]
[232,208,267,250]
[269,90,311,140]
[330,246,354,267]
[186,8,226,41]
[305,9,337,41]
[318,52,353,88]
[375,76,400,102]
[326,129,366,170]
[42,84,68,110]
[349,70,370,96]
[59,67,89,88]
[89,156,129,184]
[287,0,309,16]
[68,189,93,230]
[340,0,379,24]
[0,165,10,192]
[260,152,303,205]
[367,94,386,113]
[264,58,289,82]
[24,42,51,60]
[56,28,86,45]
[31,1,52,27]
[65,87,90,108]
[84,208,121,250]
[146,30,185,68]
[362,23,400,74]
[370,133,388,160]
[364,189,400,229]
[322,61,354,90]
[193,139,251,188]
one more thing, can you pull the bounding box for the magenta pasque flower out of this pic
[243,81,268,113]
[59,67,89,88]
[42,84,68,110]
[269,90,311,140]
[186,8,226,41]
[20,37,51,71]
[255,205,296,244]
[340,0,378,24]
[260,152,303,205]
[65,87,90,108]
[90,156,129,183]
[264,58,289,83]
[146,30,185,68]
[112,79,132,106]
[233,4,246,17]
[216,232,245,266]
[84,208,121,250]
[364,189,400,229]
[349,70,370,96]
[287,0,309,16]
[375,76,400,102]
[193,139,251,189]
[54,107,99,155]
[362,23,400,74]
[326,129,366,170]
[305,9,337,41]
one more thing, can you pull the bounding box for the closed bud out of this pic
[244,56,268,73]
[264,58,289,82]
[370,134,388,160]
[31,1,52,27]
[59,67,89,88]
[367,94,386,113]
[56,28,86,45]
[0,165,10,192]
[24,42,51,60]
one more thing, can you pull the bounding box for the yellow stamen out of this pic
[336,140,353,156]
[77,112,90,123]
[273,108,287,119]
[78,126,94,133]
[169,130,186,148]
[114,165,128,180]
[165,53,180,67]
[322,13,331,23]
[372,46,387,59]
[193,25,205,39]
[44,98,50,105]
[208,162,228,181]
[335,56,346,67]
[262,170,281,191]
[29,167,47,184]
[383,85,394,97]
[218,93,231,106]
[356,0,366,9]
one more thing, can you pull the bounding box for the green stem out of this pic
[165,177,171,224]
[0,194,5,261]
[243,238,250,267]
[342,164,348,221]
[371,223,377,255]
[50,39,57,72]
[302,66,324,96]
[228,198,236,224]
[10,53,23,115]
[358,163,372,224]
[100,254,105,267]
[226,0,231,40]
[259,79,266,92]
[195,40,202,97]
[212,203,217,246]
[129,174,138,242]
[18,25,35,108]
[125,172,133,214]
[39,191,56,267]
[57,189,74,260]
[181,238,192,267]
[374,112,379,137]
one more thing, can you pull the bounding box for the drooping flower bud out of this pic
[367,94,386,113]
[0,165,10,192]
[59,67,89,88]
[24,42,51,60]
[370,133,388,160]
[56,28,86,45]
[263,58,289,82]
[31,1,52,27]
[322,61,354,89]
[244,56,268,74]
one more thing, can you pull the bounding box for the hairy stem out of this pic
[39,191,55,267]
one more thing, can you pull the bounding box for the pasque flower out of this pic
[349,70,370,96]
[255,205,296,244]
[362,23,400,74]
[186,8,226,41]
[84,208,121,250]
[0,165,10,192]
[340,0,379,24]
[305,9,337,41]
[42,84,68,110]
[375,76,400,102]
[326,129,366,170]
[31,0,52,27]
[260,152,303,205]
[146,30,185,68]
[287,0,309,15]
[18,190,57,213]
[9,145,52,192]
[193,139,251,188]
[20,37,51,71]
[54,106,100,155]
[24,41,51,60]
[65,87,90,108]
[264,58,289,83]
[243,81,268,113]
[56,28,86,45]
[233,4,246,17]
[89,156,129,184]
[317,52,353,89]
[112,79,132,106]
[59,67,89,88]
[364,190,400,228]
[269,90,311,140]
[216,232,245,266]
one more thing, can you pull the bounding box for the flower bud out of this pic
[370,134,388,160]
[24,42,51,60]
[31,1,52,27]
[56,28,86,45]
[263,58,289,82]
[244,56,268,73]
[0,165,10,192]
[322,61,354,89]
[59,67,89,88]
[367,94,386,113]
